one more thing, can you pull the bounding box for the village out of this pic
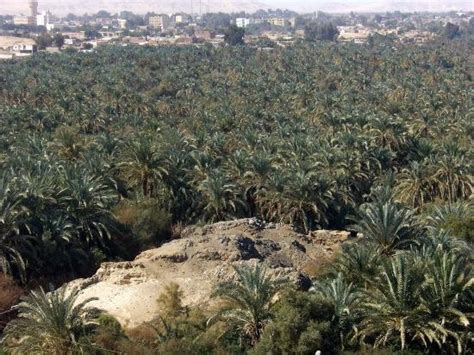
[0,1,471,59]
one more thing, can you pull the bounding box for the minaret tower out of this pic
[30,0,39,25]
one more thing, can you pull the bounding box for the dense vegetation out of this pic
[0,37,472,353]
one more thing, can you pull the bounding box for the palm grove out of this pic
[0,34,472,353]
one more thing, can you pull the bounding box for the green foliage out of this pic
[442,216,474,243]
[3,287,97,353]
[224,25,245,45]
[157,282,186,318]
[0,38,471,354]
[424,201,474,243]
[34,33,53,50]
[88,314,135,354]
[444,22,462,39]
[53,33,65,49]
[354,249,473,353]
[253,290,337,354]
[313,273,360,348]
[149,283,220,354]
[305,22,339,41]
[210,264,286,346]
[115,199,172,247]
[331,243,382,288]
[352,195,417,255]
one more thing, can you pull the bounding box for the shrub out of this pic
[0,274,24,331]
[157,282,186,318]
[442,216,474,243]
[253,290,338,355]
[115,199,172,247]
[92,314,129,352]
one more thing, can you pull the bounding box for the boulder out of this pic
[67,218,353,327]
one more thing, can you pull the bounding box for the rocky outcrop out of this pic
[68,219,354,327]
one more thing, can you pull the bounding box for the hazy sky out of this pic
[0,0,472,15]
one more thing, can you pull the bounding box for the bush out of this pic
[115,199,172,247]
[92,315,126,351]
[253,290,339,355]
[0,274,24,331]
[442,216,474,243]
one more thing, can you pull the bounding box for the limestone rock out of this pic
[67,218,354,327]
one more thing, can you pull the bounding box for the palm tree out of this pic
[3,287,97,354]
[58,168,119,248]
[424,201,473,233]
[50,126,85,161]
[352,198,416,254]
[197,169,246,223]
[420,250,473,354]
[259,170,333,233]
[431,144,473,203]
[0,176,33,283]
[313,273,360,349]
[119,137,167,197]
[209,264,285,345]
[354,255,430,351]
[331,243,382,289]
[395,161,435,208]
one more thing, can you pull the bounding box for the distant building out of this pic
[30,1,38,18]
[117,19,127,30]
[173,14,191,25]
[64,38,75,46]
[194,30,214,40]
[236,18,250,28]
[268,17,286,27]
[149,15,170,31]
[36,11,52,28]
[13,43,37,54]
[13,16,35,26]
[175,36,193,44]
[45,46,60,53]
[62,32,87,40]
[96,18,113,26]
[14,1,38,26]
[0,53,14,60]
[0,36,37,52]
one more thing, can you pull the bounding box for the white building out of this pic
[13,44,37,53]
[117,19,127,29]
[236,18,251,28]
[36,11,51,27]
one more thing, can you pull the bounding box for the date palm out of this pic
[420,250,473,354]
[119,137,167,197]
[59,168,119,248]
[354,255,428,351]
[3,287,97,354]
[0,176,32,283]
[395,161,435,208]
[352,198,416,254]
[431,145,473,203]
[209,264,285,345]
[197,170,246,222]
[424,200,473,233]
[331,242,382,289]
[313,273,360,348]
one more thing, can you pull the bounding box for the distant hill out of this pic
[0,0,472,15]
[290,0,473,13]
